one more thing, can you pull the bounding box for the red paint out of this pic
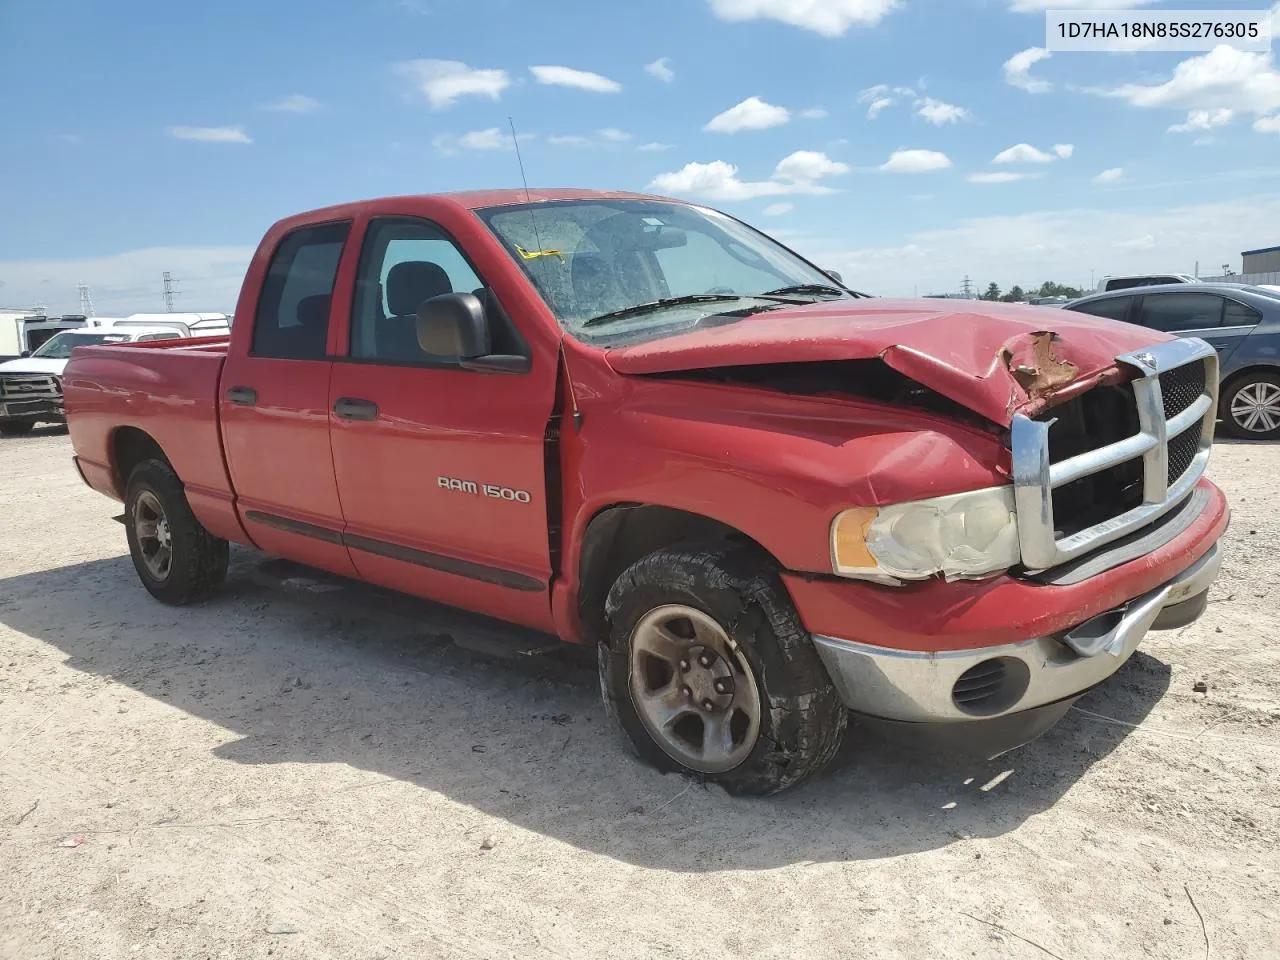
[63,190,1227,659]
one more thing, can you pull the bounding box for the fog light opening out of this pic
[951,657,1031,717]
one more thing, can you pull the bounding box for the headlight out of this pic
[831,486,1020,583]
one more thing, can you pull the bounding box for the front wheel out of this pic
[124,459,229,604]
[0,419,35,437]
[1220,372,1280,440]
[599,541,848,795]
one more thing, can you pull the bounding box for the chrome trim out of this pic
[1012,337,1219,571]
[812,544,1222,723]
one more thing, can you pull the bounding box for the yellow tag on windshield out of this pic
[515,244,565,263]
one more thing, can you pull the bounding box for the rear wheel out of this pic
[0,420,35,437]
[1220,372,1280,440]
[124,459,229,604]
[599,541,848,795]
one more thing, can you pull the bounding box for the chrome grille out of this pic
[0,374,61,400]
[1011,338,1218,571]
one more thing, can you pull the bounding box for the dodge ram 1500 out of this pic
[63,189,1229,794]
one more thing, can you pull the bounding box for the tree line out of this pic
[979,281,1087,302]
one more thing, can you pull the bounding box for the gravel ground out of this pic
[1,427,1277,960]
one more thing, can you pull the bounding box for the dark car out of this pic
[1065,283,1280,440]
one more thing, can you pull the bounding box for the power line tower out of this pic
[960,275,974,299]
[162,271,179,312]
[78,281,96,317]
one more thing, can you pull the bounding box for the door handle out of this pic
[333,397,379,421]
[225,386,257,406]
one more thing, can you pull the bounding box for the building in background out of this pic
[1242,245,1280,275]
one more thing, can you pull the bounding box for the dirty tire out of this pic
[124,458,229,605]
[0,420,36,437]
[1219,371,1280,441]
[600,541,848,796]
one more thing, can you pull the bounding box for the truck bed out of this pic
[63,335,245,542]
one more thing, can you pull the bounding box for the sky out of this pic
[3,0,1280,314]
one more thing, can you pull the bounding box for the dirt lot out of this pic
[0,428,1277,960]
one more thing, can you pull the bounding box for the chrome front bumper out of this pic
[812,543,1222,723]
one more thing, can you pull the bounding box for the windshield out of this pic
[477,199,853,342]
[32,332,132,359]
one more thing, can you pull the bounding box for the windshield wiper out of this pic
[757,283,847,298]
[581,294,747,327]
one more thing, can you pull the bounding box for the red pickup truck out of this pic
[64,189,1228,794]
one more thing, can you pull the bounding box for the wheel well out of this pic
[576,504,770,644]
[1221,365,1280,396]
[111,427,167,494]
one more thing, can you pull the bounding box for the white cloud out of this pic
[1004,47,1051,93]
[459,128,509,150]
[168,125,252,144]
[811,194,1280,297]
[915,97,970,125]
[648,150,850,201]
[800,107,829,119]
[645,57,675,83]
[859,83,914,118]
[265,94,321,114]
[395,59,510,108]
[967,171,1037,184]
[763,202,795,215]
[637,141,675,152]
[1094,167,1126,184]
[1054,143,1074,158]
[530,65,622,93]
[773,150,851,182]
[993,143,1056,164]
[879,149,952,173]
[704,96,791,133]
[1257,115,1280,133]
[706,0,900,36]
[1008,0,1152,8]
[432,128,521,154]
[543,129,633,148]
[1169,108,1235,133]
[547,134,592,147]
[1094,46,1280,118]
[865,97,894,119]
[599,128,632,142]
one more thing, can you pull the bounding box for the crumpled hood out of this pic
[0,357,67,376]
[605,298,1172,426]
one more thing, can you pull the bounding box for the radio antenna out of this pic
[508,117,544,253]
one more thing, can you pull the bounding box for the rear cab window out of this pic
[252,221,351,359]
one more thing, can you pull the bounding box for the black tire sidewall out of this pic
[1222,372,1280,440]
[0,420,36,436]
[601,542,846,796]
[124,459,228,604]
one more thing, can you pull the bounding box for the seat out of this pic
[571,252,626,319]
[379,261,453,360]
[281,293,330,359]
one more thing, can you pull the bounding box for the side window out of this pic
[1138,294,1224,332]
[1223,299,1262,327]
[350,218,484,363]
[251,221,350,359]
[1068,296,1135,321]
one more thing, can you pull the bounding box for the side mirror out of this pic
[415,292,531,374]
[824,269,844,285]
[416,292,491,359]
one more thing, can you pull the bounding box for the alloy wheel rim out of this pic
[1230,382,1280,434]
[134,490,173,581]
[627,604,762,774]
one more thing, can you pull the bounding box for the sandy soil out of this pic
[0,426,1277,960]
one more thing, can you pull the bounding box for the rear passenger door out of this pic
[1135,292,1249,363]
[220,220,359,578]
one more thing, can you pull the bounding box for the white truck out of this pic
[0,319,229,436]
[0,312,94,361]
